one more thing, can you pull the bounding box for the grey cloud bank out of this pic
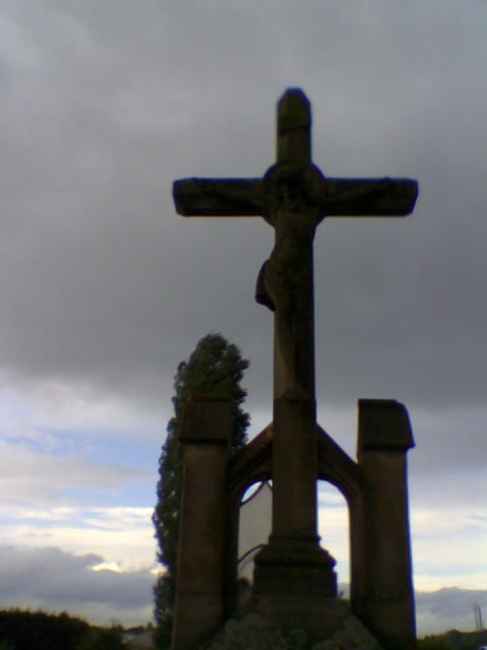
[0,545,484,636]
[0,546,154,625]
[1,0,485,415]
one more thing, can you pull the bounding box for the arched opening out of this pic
[317,480,350,599]
[236,480,272,604]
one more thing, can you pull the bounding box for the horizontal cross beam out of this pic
[173,177,418,218]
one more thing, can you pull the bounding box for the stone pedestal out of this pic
[253,536,336,596]
[249,595,351,645]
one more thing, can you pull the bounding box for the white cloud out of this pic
[1,506,156,572]
[0,385,166,444]
[316,490,487,594]
[0,441,148,508]
[412,506,487,592]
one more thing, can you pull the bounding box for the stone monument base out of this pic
[249,537,344,643]
[253,536,337,597]
[250,595,350,644]
[204,611,385,650]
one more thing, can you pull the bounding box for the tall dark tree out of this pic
[152,333,249,647]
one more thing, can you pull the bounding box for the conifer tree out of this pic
[152,333,249,647]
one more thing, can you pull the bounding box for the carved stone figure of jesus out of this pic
[256,162,325,401]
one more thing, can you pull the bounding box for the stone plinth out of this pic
[205,612,385,650]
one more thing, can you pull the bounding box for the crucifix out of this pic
[173,89,418,596]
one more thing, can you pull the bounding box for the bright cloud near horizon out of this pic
[0,0,486,636]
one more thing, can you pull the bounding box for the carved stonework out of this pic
[171,88,418,650]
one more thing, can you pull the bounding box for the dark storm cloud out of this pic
[0,0,280,406]
[0,0,485,437]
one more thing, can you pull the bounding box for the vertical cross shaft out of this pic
[276,88,312,164]
[253,90,336,597]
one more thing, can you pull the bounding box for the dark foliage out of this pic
[0,609,123,650]
[152,333,250,647]
[418,629,487,650]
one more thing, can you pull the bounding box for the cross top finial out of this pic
[277,88,312,164]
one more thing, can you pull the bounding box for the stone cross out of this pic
[174,89,417,402]
[173,88,418,595]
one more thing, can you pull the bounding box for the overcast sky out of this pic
[1,0,486,637]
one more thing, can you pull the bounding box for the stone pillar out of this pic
[171,396,231,650]
[356,399,416,650]
[253,397,336,597]
[251,398,345,642]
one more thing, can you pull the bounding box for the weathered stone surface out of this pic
[312,617,384,650]
[355,400,416,650]
[204,613,384,650]
[357,399,415,451]
[171,398,232,650]
[179,395,232,443]
[204,613,288,650]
